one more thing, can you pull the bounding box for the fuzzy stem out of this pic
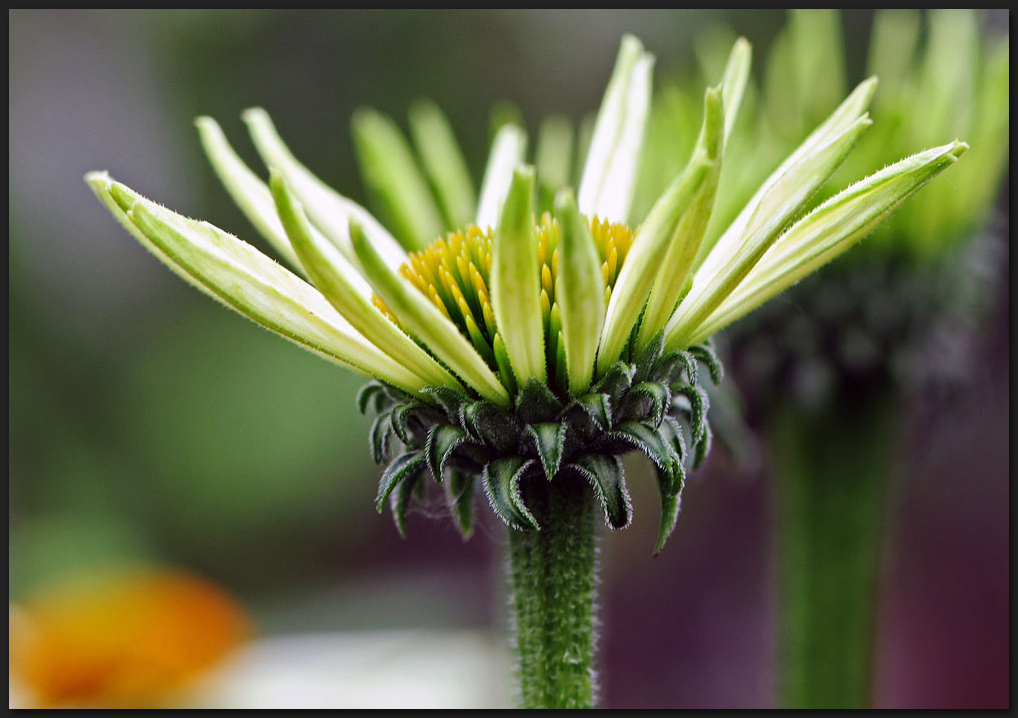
[507,472,598,709]
[774,388,898,709]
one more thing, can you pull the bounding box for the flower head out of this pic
[87,35,964,550]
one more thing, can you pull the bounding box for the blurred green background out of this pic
[8,9,1009,708]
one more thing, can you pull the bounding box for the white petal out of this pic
[475,123,527,232]
[577,35,655,224]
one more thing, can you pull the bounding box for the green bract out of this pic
[87,33,965,548]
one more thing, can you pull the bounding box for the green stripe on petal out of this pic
[408,99,477,231]
[476,123,527,231]
[577,34,654,224]
[86,173,428,395]
[635,87,725,350]
[691,141,968,342]
[351,107,446,251]
[491,166,546,385]
[349,220,510,405]
[554,189,605,395]
[269,172,463,391]
[242,107,409,272]
[195,116,301,270]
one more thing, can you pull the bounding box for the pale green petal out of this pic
[490,166,545,384]
[690,141,968,342]
[242,107,408,272]
[408,99,477,231]
[665,110,872,350]
[535,114,574,213]
[554,189,605,395]
[475,123,527,231]
[577,34,654,224]
[195,116,300,269]
[700,77,877,281]
[596,89,719,372]
[269,172,463,392]
[635,87,725,350]
[718,37,752,144]
[351,107,445,251]
[349,221,509,405]
[86,172,428,395]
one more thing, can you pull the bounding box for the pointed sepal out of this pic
[483,457,540,530]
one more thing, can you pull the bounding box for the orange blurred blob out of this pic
[9,570,250,708]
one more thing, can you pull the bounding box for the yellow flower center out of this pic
[376,214,633,387]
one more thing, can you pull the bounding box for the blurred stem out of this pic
[508,472,597,709]
[774,387,898,708]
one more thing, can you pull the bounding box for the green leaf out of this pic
[461,401,519,454]
[484,457,539,530]
[369,411,394,463]
[593,360,635,398]
[611,421,679,481]
[375,451,427,513]
[622,381,670,427]
[569,454,631,530]
[425,424,468,482]
[356,381,387,415]
[653,493,682,556]
[491,166,546,385]
[514,379,564,425]
[554,189,606,395]
[391,468,426,538]
[571,392,613,432]
[527,422,566,480]
[446,467,477,540]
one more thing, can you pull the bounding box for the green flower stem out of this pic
[507,472,598,709]
[774,388,898,709]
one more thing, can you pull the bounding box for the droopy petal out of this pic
[690,141,969,342]
[490,166,545,385]
[242,107,409,272]
[270,172,463,392]
[86,172,429,395]
[578,34,655,224]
